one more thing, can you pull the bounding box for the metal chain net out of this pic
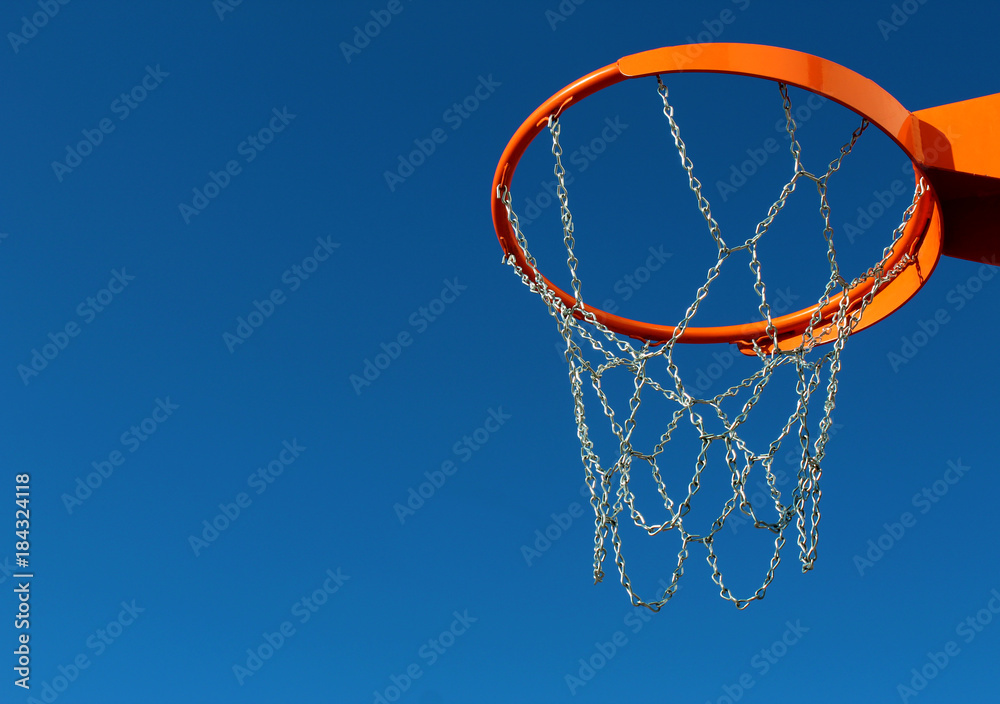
[496,79,926,610]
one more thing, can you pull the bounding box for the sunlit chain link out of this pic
[550,116,585,307]
[495,78,925,610]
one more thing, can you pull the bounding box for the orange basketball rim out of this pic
[491,43,1000,353]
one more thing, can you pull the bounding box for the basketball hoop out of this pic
[491,44,1000,609]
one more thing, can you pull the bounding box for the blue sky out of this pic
[4,1,1000,702]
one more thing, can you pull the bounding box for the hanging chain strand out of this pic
[496,79,923,610]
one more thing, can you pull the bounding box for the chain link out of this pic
[496,79,925,610]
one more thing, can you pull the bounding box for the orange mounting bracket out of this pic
[910,93,1000,263]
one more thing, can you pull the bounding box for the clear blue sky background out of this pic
[3,1,1000,702]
